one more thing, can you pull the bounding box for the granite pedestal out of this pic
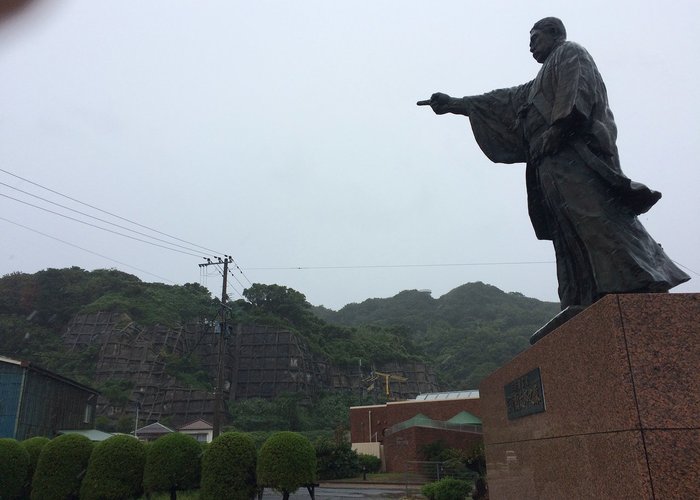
[479,293,700,500]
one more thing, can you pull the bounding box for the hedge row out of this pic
[1,431,322,500]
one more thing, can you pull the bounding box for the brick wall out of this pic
[350,398,481,443]
[384,426,483,473]
[350,405,388,443]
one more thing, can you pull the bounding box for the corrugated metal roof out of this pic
[57,429,116,441]
[0,355,99,395]
[0,355,22,366]
[414,390,479,401]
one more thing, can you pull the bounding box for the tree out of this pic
[31,434,94,500]
[200,432,257,500]
[243,284,312,325]
[143,433,202,500]
[274,392,308,431]
[228,398,286,431]
[314,436,360,480]
[358,453,381,474]
[257,432,316,500]
[79,435,146,500]
[0,438,30,499]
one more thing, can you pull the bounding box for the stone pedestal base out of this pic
[479,293,700,500]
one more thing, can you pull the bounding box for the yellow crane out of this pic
[369,371,408,400]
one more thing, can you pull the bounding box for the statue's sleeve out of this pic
[467,83,531,164]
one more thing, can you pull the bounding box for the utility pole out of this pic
[199,255,233,439]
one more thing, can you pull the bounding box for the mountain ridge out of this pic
[313,281,559,388]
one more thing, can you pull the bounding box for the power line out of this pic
[0,167,254,285]
[243,261,557,271]
[227,267,246,290]
[232,261,253,286]
[0,167,224,256]
[227,282,244,300]
[0,216,175,283]
[0,192,205,258]
[0,181,217,257]
[1,217,244,313]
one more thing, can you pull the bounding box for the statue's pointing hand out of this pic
[417,93,471,117]
[417,92,452,115]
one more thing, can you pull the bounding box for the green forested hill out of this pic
[313,282,559,388]
[0,267,217,385]
[0,269,423,387]
[0,268,558,393]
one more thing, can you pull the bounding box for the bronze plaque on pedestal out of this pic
[504,368,546,419]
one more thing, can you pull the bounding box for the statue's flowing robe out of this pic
[466,41,689,307]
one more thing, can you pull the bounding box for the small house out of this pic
[178,418,213,443]
[134,421,174,442]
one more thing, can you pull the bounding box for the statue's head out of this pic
[530,17,566,63]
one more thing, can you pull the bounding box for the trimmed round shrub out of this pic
[79,435,146,500]
[31,434,94,500]
[257,432,316,499]
[421,477,473,500]
[20,436,51,497]
[0,438,30,499]
[200,432,257,500]
[143,432,202,497]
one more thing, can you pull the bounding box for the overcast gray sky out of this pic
[1,0,698,310]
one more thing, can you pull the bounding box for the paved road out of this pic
[260,484,423,499]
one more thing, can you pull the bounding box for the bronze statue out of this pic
[419,17,689,316]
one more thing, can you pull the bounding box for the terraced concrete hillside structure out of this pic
[62,312,439,426]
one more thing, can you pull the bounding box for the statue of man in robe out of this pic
[419,17,689,315]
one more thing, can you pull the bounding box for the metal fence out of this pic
[404,460,479,484]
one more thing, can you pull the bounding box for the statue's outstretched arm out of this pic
[417,93,473,116]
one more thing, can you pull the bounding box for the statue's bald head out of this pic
[532,17,567,43]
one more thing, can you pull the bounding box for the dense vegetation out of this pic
[0,437,30,499]
[3,432,369,500]
[0,267,215,385]
[79,435,146,500]
[257,432,317,499]
[314,435,360,480]
[20,436,51,499]
[31,433,94,500]
[314,283,558,387]
[227,391,374,433]
[422,477,474,500]
[0,267,558,395]
[200,432,257,500]
[143,432,202,498]
[233,283,423,367]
